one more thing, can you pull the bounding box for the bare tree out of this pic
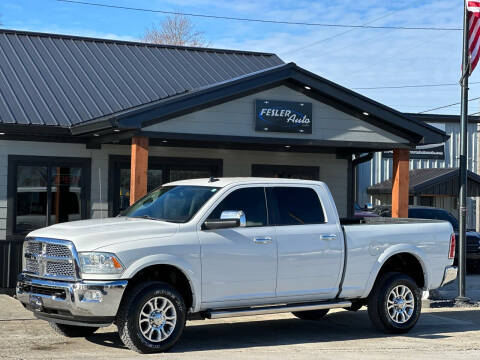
[143,14,209,47]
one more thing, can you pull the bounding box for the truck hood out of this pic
[27,217,179,252]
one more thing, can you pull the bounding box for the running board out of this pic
[207,300,352,319]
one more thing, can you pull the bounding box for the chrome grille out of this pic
[24,239,77,280]
[26,241,41,255]
[46,243,71,258]
[26,259,39,273]
[46,261,75,277]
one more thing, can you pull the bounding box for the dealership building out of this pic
[0,29,447,289]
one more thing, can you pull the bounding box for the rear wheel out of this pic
[49,322,98,337]
[368,272,421,334]
[292,309,329,321]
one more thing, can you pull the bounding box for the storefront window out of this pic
[9,157,90,236]
[111,156,222,215]
[16,166,48,234]
[50,167,83,224]
[119,169,163,212]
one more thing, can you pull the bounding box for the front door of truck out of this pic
[267,185,343,300]
[198,186,277,305]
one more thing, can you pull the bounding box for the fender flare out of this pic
[360,244,431,299]
[121,254,201,312]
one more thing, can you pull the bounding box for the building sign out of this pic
[382,144,445,160]
[255,100,312,134]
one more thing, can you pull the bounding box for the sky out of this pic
[0,0,478,116]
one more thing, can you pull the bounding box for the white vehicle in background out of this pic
[16,178,457,353]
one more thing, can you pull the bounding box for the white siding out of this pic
[144,85,410,145]
[0,140,349,240]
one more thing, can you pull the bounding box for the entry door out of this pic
[267,186,343,300]
[10,157,90,237]
[110,156,222,215]
[198,186,277,305]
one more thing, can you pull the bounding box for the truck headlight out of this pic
[78,252,125,274]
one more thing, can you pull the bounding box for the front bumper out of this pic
[16,273,127,327]
[440,266,458,287]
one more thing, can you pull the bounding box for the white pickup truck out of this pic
[16,178,457,353]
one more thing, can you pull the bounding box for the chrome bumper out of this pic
[440,266,458,287]
[16,273,127,325]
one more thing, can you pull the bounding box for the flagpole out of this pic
[457,1,470,304]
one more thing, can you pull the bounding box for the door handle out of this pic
[253,236,272,244]
[320,234,337,241]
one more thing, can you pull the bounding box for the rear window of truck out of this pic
[268,187,325,225]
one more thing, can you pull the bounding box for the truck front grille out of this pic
[24,239,77,280]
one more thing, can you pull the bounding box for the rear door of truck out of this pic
[267,184,345,300]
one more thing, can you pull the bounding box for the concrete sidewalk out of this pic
[2,294,480,360]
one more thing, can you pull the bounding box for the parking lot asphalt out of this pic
[2,293,480,360]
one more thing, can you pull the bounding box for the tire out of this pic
[49,322,98,337]
[368,272,421,334]
[292,309,329,321]
[116,281,186,354]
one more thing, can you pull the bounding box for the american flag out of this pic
[467,1,480,73]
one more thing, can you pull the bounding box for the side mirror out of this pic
[202,210,246,230]
[220,210,246,227]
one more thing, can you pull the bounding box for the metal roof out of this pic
[367,168,480,197]
[0,28,283,127]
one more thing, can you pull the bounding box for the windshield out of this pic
[123,185,220,223]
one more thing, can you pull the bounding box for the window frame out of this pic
[7,155,91,239]
[202,185,270,228]
[266,185,327,226]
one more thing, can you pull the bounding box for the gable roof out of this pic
[0,28,283,127]
[72,62,447,145]
[367,168,480,197]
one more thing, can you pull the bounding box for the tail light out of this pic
[448,233,456,259]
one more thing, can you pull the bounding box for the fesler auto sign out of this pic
[255,100,312,134]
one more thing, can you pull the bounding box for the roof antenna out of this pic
[209,176,219,183]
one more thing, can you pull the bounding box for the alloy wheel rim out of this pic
[387,285,415,324]
[139,296,177,342]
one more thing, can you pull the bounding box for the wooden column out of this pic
[391,148,410,218]
[130,136,149,205]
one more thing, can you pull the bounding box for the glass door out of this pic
[110,156,222,215]
[10,157,91,236]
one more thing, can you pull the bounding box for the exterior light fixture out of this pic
[114,129,120,132]
[162,140,168,143]
[304,86,311,90]
[363,111,370,116]
[0,132,5,135]
[285,145,291,148]
[93,133,100,137]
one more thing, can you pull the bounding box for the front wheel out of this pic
[116,281,186,354]
[368,272,421,334]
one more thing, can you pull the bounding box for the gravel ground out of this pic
[1,294,480,360]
